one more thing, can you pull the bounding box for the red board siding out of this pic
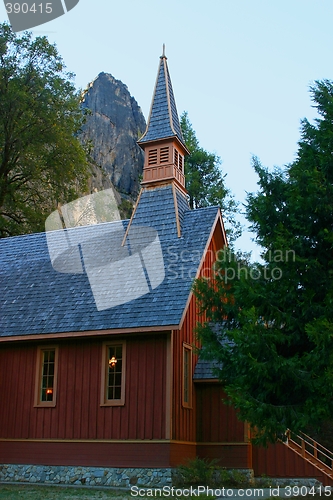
[196,384,245,443]
[0,440,246,469]
[172,296,197,443]
[170,442,196,467]
[0,440,171,468]
[0,334,167,441]
[197,444,251,468]
[253,442,333,486]
[172,234,224,443]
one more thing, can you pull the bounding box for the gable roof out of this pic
[138,50,187,148]
[0,185,220,339]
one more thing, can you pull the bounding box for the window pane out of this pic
[106,344,123,401]
[40,349,55,402]
[183,348,191,405]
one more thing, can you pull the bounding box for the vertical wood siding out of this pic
[172,295,197,443]
[253,442,333,486]
[197,444,251,468]
[0,441,172,468]
[196,384,245,443]
[172,230,224,444]
[0,334,166,441]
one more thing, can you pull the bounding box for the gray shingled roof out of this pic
[193,358,222,380]
[194,330,234,380]
[138,55,186,147]
[0,185,219,338]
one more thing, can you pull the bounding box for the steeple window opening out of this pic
[173,149,183,172]
[160,147,169,163]
[148,149,158,165]
[174,149,179,166]
[178,154,183,172]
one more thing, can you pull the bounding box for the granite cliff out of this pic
[80,72,146,211]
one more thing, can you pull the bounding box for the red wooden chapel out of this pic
[0,49,330,486]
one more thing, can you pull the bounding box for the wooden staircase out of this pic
[284,429,333,482]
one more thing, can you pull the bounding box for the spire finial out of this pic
[161,43,166,59]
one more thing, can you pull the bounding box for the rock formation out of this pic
[80,72,146,202]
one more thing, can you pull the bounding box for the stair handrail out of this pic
[286,429,333,471]
[299,430,333,458]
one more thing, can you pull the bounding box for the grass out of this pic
[0,483,327,499]
[0,484,134,499]
[0,484,216,499]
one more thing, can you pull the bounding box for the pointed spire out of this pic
[138,47,187,148]
[138,49,189,195]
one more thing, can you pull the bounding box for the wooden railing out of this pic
[285,429,333,478]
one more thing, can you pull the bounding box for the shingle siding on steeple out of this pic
[141,60,174,142]
[166,64,184,143]
[139,57,186,147]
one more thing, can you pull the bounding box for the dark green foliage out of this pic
[180,112,241,243]
[0,23,89,237]
[175,457,219,487]
[194,80,333,444]
[174,457,251,487]
[118,198,134,219]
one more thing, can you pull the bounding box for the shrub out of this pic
[174,457,219,487]
[174,458,252,488]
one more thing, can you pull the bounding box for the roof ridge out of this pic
[163,56,177,138]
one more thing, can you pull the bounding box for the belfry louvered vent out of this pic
[174,149,179,166]
[160,147,169,163]
[148,149,158,165]
[179,155,183,172]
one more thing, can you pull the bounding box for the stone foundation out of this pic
[0,464,172,487]
[254,477,323,488]
[0,464,321,489]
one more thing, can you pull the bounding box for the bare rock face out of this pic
[80,72,146,198]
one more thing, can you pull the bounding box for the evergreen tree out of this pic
[180,112,241,243]
[0,23,89,237]
[194,80,333,443]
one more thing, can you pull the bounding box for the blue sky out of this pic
[1,0,332,257]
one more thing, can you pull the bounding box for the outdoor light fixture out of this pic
[109,356,117,369]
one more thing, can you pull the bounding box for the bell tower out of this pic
[137,46,189,194]
[122,48,190,245]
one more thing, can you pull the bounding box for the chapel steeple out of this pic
[138,46,189,193]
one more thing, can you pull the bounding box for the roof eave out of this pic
[137,134,190,156]
[0,324,180,343]
[178,208,228,331]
